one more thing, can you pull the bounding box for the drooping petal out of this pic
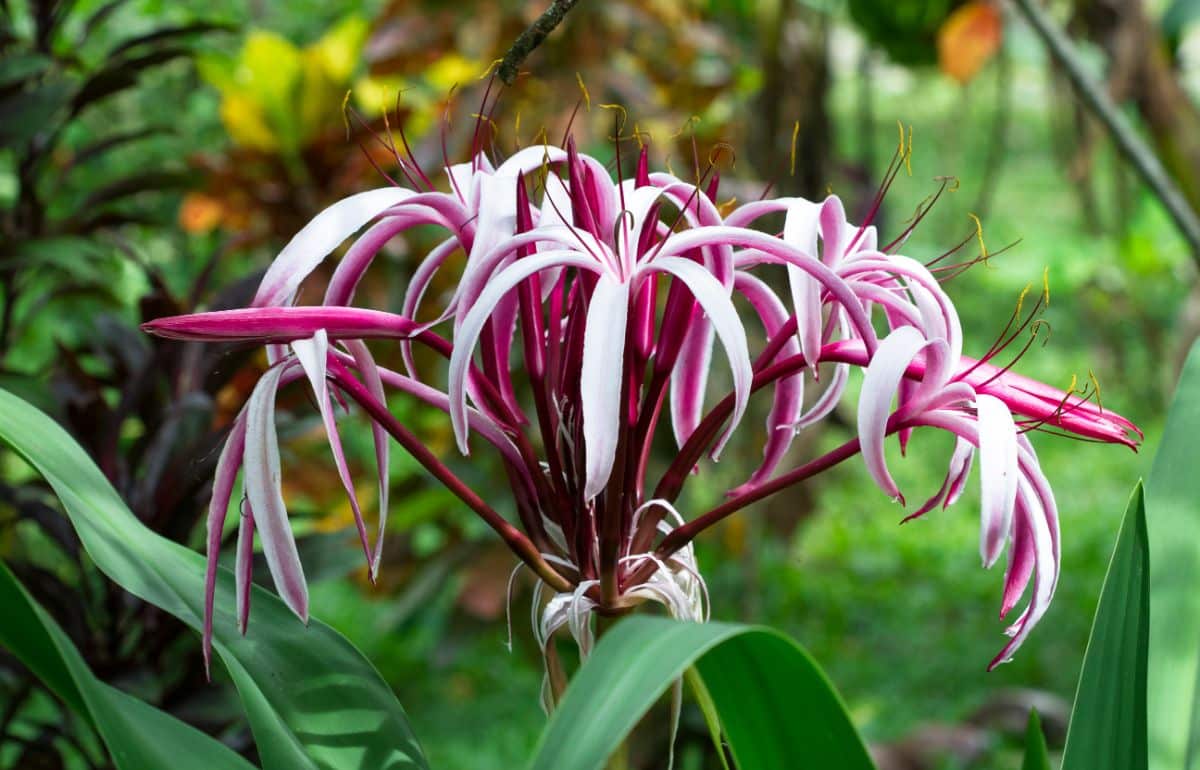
[203,411,247,675]
[976,394,1019,568]
[988,474,1057,670]
[292,330,374,577]
[243,362,308,622]
[857,325,927,502]
[668,317,713,449]
[648,257,753,459]
[254,188,417,307]
[345,340,391,575]
[235,506,255,635]
[729,272,803,493]
[581,273,630,500]
[904,436,973,522]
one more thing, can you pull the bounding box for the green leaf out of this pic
[1022,710,1051,770]
[1062,483,1149,770]
[0,559,257,770]
[527,616,875,770]
[1146,341,1200,770]
[0,388,429,770]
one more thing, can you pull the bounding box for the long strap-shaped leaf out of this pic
[527,616,876,770]
[0,388,428,770]
[1146,340,1200,770]
[0,560,257,770]
[1061,483,1150,770]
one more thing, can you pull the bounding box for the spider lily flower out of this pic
[145,126,1139,681]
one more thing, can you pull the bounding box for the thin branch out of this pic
[497,0,583,85]
[1008,0,1200,258]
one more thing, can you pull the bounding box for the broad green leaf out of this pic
[1147,341,1200,770]
[0,560,257,770]
[527,616,875,770]
[1022,710,1051,770]
[0,389,428,770]
[1062,484,1149,770]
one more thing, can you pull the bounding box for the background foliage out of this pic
[2,0,1197,767]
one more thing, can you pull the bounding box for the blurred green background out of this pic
[2,0,1196,767]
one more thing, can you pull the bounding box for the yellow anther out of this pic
[470,112,498,133]
[935,175,961,192]
[480,58,504,80]
[599,103,628,138]
[670,115,700,139]
[1042,266,1050,306]
[632,122,649,149]
[340,90,352,139]
[1014,283,1031,319]
[576,73,591,111]
[709,141,735,169]
[905,124,913,175]
[968,213,988,264]
[790,120,800,176]
[1089,370,1104,411]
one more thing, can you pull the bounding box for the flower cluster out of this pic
[145,131,1139,677]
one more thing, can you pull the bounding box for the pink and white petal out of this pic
[656,227,878,353]
[449,251,602,452]
[345,340,391,575]
[783,199,822,372]
[243,363,308,622]
[905,436,973,522]
[254,188,416,307]
[581,274,631,500]
[944,437,975,508]
[292,331,374,575]
[817,195,849,264]
[794,361,848,431]
[988,476,1057,669]
[649,257,753,459]
[1001,493,1036,618]
[235,506,255,635]
[729,272,803,491]
[493,145,568,178]
[976,394,1019,568]
[669,318,714,449]
[203,410,247,674]
[856,325,928,502]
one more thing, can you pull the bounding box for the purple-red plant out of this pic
[144,127,1140,679]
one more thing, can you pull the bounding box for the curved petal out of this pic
[648,257,753,459]
[581,274,631,500]
[254,188,417,307]
[292,331,374,576]
[669,317,714,448]
[345,340,391,575]
[243,363,308,622]
[856,325,927,502]
[976,394,1019,568]
[203,410,247,674]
